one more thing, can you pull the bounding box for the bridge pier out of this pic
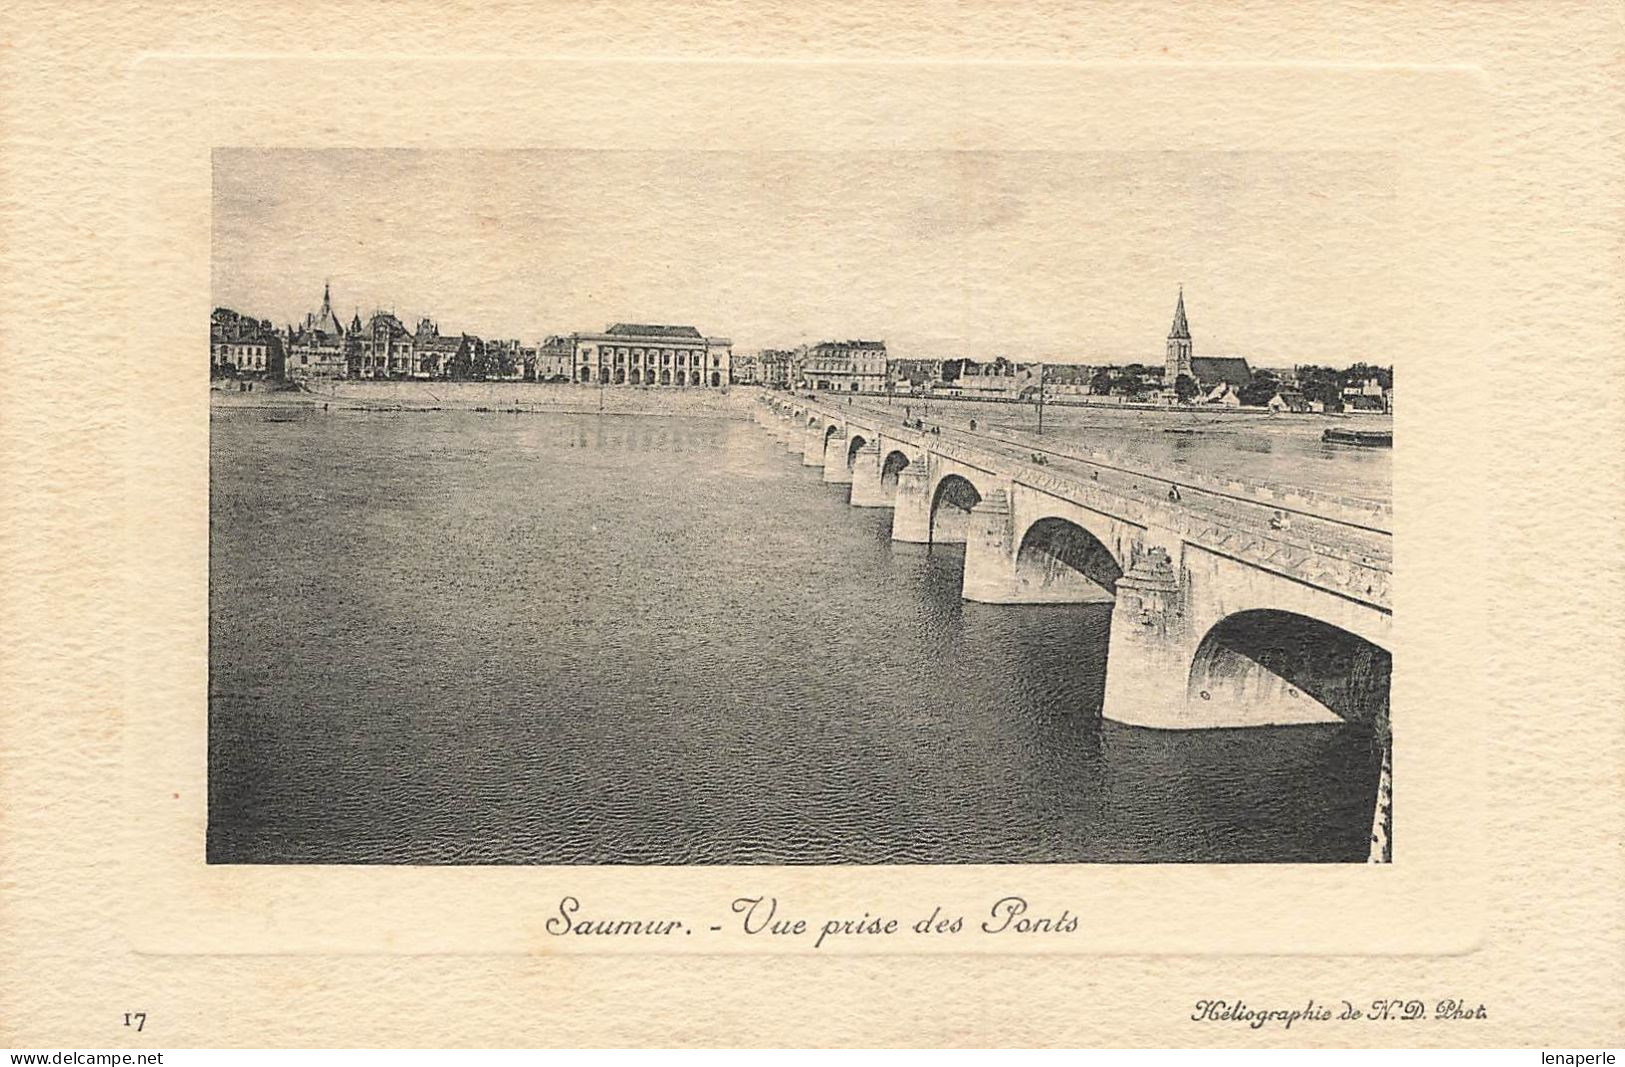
[1099,542,1342,729]
[963,491,1113,604]
[782,417,802,452]
[848,441,890,507]
[1100,546,1198,728]
[823,437,854,484]
[890,464,931,542]
[801,424,825,466]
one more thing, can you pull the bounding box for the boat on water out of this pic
[1322,427,1392,447]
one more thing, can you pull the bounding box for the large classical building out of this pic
[569,324,732,387]
[802,339,887,393]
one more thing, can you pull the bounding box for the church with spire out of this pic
[1165,287,1193,387]
[1162,287,1252,402]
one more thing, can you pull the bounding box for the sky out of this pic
[213,149,1400,367]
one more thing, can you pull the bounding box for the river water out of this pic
[209,404,1381,864]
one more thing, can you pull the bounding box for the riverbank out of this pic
[210,379,756,419]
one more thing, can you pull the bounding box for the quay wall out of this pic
[211,380,756,419]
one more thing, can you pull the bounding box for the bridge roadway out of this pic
[755,392,1393,731]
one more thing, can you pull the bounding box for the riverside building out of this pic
[286,282,348,379]
[411,318,467,380]
[757,348,800,389]
[570,324,732,387]
[356,312,418,378]
[536,336,574,381]
[211,307,282,377]
[802,339,888,393]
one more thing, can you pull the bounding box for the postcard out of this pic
[2,1,1620,1048]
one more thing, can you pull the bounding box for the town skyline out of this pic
[214,148,1403,367]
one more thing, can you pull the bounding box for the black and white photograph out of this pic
[209,148,1394,867]
[13,0,1625,1051]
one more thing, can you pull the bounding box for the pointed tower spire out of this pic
[1169,285,1190,340]
[1166,286,1194,392]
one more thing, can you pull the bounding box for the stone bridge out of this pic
[755,394,1393,731]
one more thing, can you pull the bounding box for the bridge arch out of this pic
[1014,517,1125,598]
[819,424,842,468]
[1186,609,1391,726]
[929,473,982,544]
[880,449,911,488]
[846,434,868,470]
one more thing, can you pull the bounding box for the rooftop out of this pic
[1190,356,1253,389]
[605,323,703,339]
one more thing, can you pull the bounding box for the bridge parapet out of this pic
[789,398,1391,612]
[1008,460,1391,611]
[782,397,1391,532]
[972,424,1392,532]
[759,395,1392,732]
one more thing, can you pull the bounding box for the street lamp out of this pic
[1035,364,1047,436]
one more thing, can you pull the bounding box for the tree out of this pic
[1174,373,1198,402]
[448,340,475,381]
[1089,369,1113,395]
[1238,370,1280,408]
[1297,365,1343,410]
[1341,362,1392,391]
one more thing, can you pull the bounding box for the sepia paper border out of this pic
[3,1,1620,1047]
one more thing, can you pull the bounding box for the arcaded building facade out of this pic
[570,324,732,386]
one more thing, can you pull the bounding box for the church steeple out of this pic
[1166,286,1194,391]
[1169,286,1190,341]
[319,279,333,320]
